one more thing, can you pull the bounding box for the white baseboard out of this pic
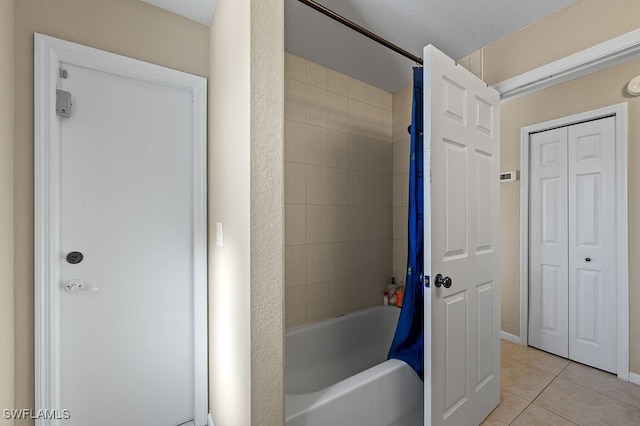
[208,413,215,426]
[500,331,522,344]
[629,372,640,386]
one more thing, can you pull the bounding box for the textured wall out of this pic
[473,0,640,374]
[250,0,284,423]
[284,53,394,328]
[13,0,208,421]
[0,0,14,424]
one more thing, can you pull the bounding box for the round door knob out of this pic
[585,258,591,262]
[66,251,84,264]
[442,276,452,288]
[434,274,452,288]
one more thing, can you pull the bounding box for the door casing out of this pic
[34,34,208,425]
[518,103,629,380]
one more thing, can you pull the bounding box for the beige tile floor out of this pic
[481,340,640,425]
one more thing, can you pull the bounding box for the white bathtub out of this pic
[285,305,424,426]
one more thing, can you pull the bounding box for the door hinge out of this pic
[56,89,72,118]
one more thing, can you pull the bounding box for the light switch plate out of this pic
[216,222,223,247]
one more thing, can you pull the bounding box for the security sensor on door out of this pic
[500,171,518,183]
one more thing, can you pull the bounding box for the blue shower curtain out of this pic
[388,67,424,380]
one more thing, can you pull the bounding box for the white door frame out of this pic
[518,103,629,380]
[34,34,208,425]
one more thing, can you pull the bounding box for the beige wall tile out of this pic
[306,204,329,244]
[327,92,349,133]
[305,164,328,205]
[285,204,306,246]
[305,85,327,128]
[393,239,408,278]
[285,245,306,288]
[306,281,332,323]
[326,167,349,206]
[306,244,329,284]
[365,139,382,173]
[348,241,369,276]
[347,134,367,171]
[382,142,393,175]
[382,92,392,111]
[326,130,349,170]
[328,278,350,316]
[365,84,382,107]
[365,104,383,141]
[285,286,307,328]
[348,77,366,102]
[328,69,348,95]
[382,174,393,207]
[393,139,410,175]
[284,162,306,204]
[469,49,482,77]
[347,170,368,206]
[348,98,366,137]
[326,205,349,244]
[305,60,327,90]
[327,242,350,280]
[364,172,382,206]
[284,52,305,82]
[381,207,393,240]
[393,206,408,240]
[393,173,409,207]
[285,77,306,123]
[347,206,370,241]
[382,109,393,143]
[284,119,306,163]
[381,240,393,272]
[305,125,327,166]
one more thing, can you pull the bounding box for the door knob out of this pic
[434,274,453,288]
[66,251,84,264]
[585,258,591,262]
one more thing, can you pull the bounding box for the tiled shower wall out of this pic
[284,53,394,328]
[391,85,412,283]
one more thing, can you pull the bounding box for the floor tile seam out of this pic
[507,400,533,425]
[558,374,640,412]
[540,376,640,419]
[502,353,568,377]
[528,401,580,425]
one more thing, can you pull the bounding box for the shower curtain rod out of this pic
[296,0,424,65]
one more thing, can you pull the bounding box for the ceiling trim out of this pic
[495,28,640,101]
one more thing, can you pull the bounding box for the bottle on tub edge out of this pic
[388,277,397,306]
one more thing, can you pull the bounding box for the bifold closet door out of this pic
[528,127,570,358]
[529,117,617,374]
[567,117,617,373]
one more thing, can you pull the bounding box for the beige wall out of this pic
[284,53,394,327]
[209,0,284,424]
[13,0,209,420]
[482,0,640,84]
[0,0,14,424]
[475,0,640,374]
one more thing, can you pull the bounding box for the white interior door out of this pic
[35,35,207,426]
[528,117,617,373]
[424,45,501,426]
[528,128,570,357]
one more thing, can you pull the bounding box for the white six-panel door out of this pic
[424,45,501,426]
[529,117,617,373]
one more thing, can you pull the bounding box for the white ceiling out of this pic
[140,0,216,26]
[285,0,577,92]
[140,0,577,92]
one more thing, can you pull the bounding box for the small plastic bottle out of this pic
[395,286,404,308]
[383,291,389,305]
